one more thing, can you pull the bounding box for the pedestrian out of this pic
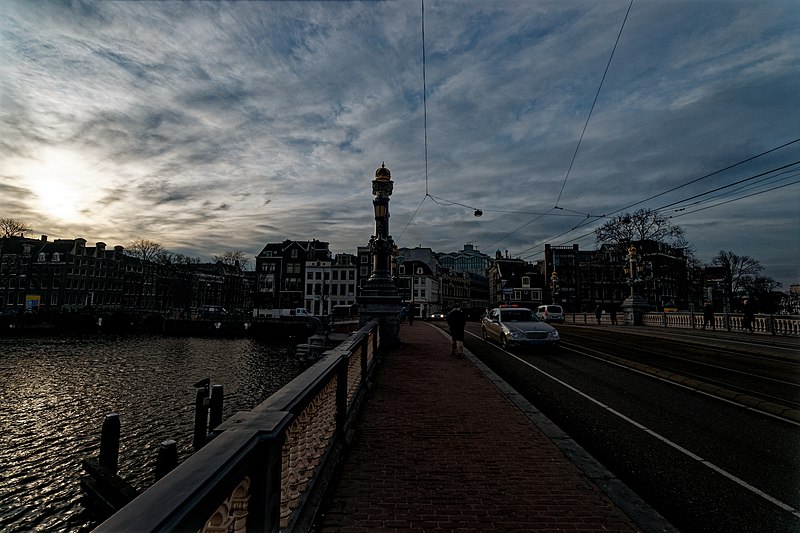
[702,301,715,331]
[399,306,407,324]
[609,304,618,325]
[594,304,603,325]
[742,299,755,334]
[446,307,467,356]
[407,304,415,326]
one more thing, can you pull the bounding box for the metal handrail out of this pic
[94,318,382,532]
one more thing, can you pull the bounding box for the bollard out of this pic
[193,387,209,451]
[154,440,178,481]
[209,384,224,431]
[99,413,121,474]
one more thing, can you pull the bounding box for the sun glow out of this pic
[22,148,98,223]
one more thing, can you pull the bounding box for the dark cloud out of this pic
[0,0,797,286]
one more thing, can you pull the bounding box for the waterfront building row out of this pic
[3,232,772,319]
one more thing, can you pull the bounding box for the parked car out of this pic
[481,307,560,350]
[536,304,565,324]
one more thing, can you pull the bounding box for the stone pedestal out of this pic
[622,294,649,326]
[358,298,402,344]
[358,272,402,344]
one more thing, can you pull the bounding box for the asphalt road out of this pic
[461,322,800,533]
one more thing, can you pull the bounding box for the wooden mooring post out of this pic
[80,414,138,519]
[82,380,225,520]
[154,439,178,481]
[193,378,224,451]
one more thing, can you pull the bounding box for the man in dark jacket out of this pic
[446,307,467,356]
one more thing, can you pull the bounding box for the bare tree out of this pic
[0,218,31,238]
[127,238,165,262]
[162,251,201,265]
[595,208,686,249]
[711,250,764,300]
[212,250,250,270]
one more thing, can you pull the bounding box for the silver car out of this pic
[481,307,560,350]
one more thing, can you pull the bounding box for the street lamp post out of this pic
[622,245,649,325]
[357,163,402,342]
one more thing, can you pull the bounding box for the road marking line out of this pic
[498,345,800,520]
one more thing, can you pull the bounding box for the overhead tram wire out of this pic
[607,137,800,218]
[518,152,800,259]
[670,179,800,218]
[554,0,634,208]
[653,159,800,213]
[485,0,634,252]
[519,166,800,262]
[669,169,800,211]
[398,0,431,242]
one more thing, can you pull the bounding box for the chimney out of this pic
[41,235,48,242]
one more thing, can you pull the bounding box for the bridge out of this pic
[92,315,799,532]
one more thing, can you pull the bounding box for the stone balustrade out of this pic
[565,311,799,336]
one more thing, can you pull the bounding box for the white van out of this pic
[536,304,565,324]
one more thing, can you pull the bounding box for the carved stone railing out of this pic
[565,311,799,336]
[93,318,382,532]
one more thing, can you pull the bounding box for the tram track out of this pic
[559,337,800,423]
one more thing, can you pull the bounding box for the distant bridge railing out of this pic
[94,318,382,533]
[566,312,799,337]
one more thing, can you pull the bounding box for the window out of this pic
[291,249,298,258]
[522,276,530,288]
[361,254,368,263]
[38,253,46,262]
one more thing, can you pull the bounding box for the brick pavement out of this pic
[316,321,647,532]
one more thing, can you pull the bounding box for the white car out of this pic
[536,304,565,324]
[481,307,560,350]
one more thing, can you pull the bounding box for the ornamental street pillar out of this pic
[622,245,649,325]
[358,162,402,343]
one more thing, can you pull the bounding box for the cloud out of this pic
[0,0,798,287]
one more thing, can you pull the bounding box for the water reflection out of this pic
[0,335,299,532]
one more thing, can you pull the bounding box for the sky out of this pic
[1,0,798,287]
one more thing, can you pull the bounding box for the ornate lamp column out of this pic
[358,163,402,342]
[622,245,649,325]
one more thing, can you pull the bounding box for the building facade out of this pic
[254,240,332,310]
[304,254,358,316]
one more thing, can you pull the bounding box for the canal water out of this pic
[0,334,301,532]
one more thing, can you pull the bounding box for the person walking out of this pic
[609,304,618,325]
[742,299,755,334]
[594,304,603,325]
[446,307,467,356]
[407,304,415,326]
[702,302,715,331]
